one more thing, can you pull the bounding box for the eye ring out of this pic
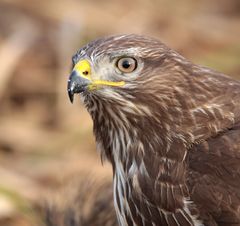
[116,57,137,73]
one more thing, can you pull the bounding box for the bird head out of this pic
[67,34,176,105]
[67,35,197,151]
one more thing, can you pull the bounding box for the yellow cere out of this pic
[73,60,92,80]
[73,59,125,89]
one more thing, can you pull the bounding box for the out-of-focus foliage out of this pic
[0,0,239,225]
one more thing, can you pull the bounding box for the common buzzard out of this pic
[68,34,240,226]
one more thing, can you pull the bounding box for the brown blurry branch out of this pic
[0,20,39,100]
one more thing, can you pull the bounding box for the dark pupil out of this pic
[122,60,131,69]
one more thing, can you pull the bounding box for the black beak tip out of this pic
[68,88,74,103]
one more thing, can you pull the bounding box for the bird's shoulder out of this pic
[187,121,240,225]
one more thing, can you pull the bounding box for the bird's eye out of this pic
[116,57,137,73]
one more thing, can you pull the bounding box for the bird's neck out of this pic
[90,99,200,225]
[100,120,201,226]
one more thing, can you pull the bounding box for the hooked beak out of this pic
[67,70,91,103]
[67,59,125,103]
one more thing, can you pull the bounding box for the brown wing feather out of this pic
[188,121,240,226]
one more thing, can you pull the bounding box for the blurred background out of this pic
[0,0,239,225]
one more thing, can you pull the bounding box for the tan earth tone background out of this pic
[0,0,239,225]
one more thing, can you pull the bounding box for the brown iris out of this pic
[116,57,137,73]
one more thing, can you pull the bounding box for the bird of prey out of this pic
[67,34,240,226]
